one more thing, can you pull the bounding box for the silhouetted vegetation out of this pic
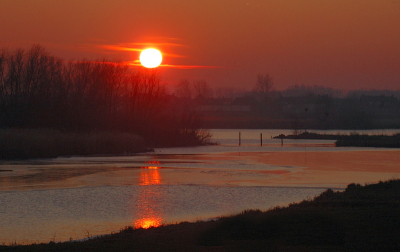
[3,179,400,251]
[0,45,211,159]
[273,132,400,148]
[335,133,400,148]
[274,131,344,140]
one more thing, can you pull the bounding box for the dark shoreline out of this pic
[0,129,151,160]
[0,128,214,160]
[3,179,400,251]
[274,131,400,148]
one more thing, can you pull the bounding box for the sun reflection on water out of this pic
[139,163,161,185]
[134,161,164,229]
[134,216,163,229]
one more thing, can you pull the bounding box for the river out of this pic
[1,129,399,244]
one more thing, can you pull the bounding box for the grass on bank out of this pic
[0,128,150,160]
[2,179,400,252]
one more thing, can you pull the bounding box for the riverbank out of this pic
[335,133,400,148]
[274,131,400,148]
[3,179,399,251]
[0,129,151,160]
[0,128,214,160]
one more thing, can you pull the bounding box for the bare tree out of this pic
[125,68,166,118]
[253,73,273,103]
[6,48,25,111]
[174,79,192,99]
[193,79,213,99]
[0,49,7,102]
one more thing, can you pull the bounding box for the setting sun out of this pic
[140,48,162,68]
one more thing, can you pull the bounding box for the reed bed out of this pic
[0,128,149,160]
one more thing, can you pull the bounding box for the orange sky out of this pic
[1,0,399,90]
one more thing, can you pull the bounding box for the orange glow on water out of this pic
[145,160,160,165]
[139,167,161,185]
[133,165,164,229]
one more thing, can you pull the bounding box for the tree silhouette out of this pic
[193,79,213,99]
[0,45,210,146]
[174,79,193,99]
[253,73,273,104]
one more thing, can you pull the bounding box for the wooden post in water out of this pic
[260,133,263,146]
[278,134,284,146]
[239,132,241,146]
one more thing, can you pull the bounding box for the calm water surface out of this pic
[1,129,399,244]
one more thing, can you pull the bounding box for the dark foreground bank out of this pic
[2,179,400,252]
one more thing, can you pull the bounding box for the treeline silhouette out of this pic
[172,76,400,130]
[0,45,209,147]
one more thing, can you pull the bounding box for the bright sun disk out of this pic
[140,48,162,68]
